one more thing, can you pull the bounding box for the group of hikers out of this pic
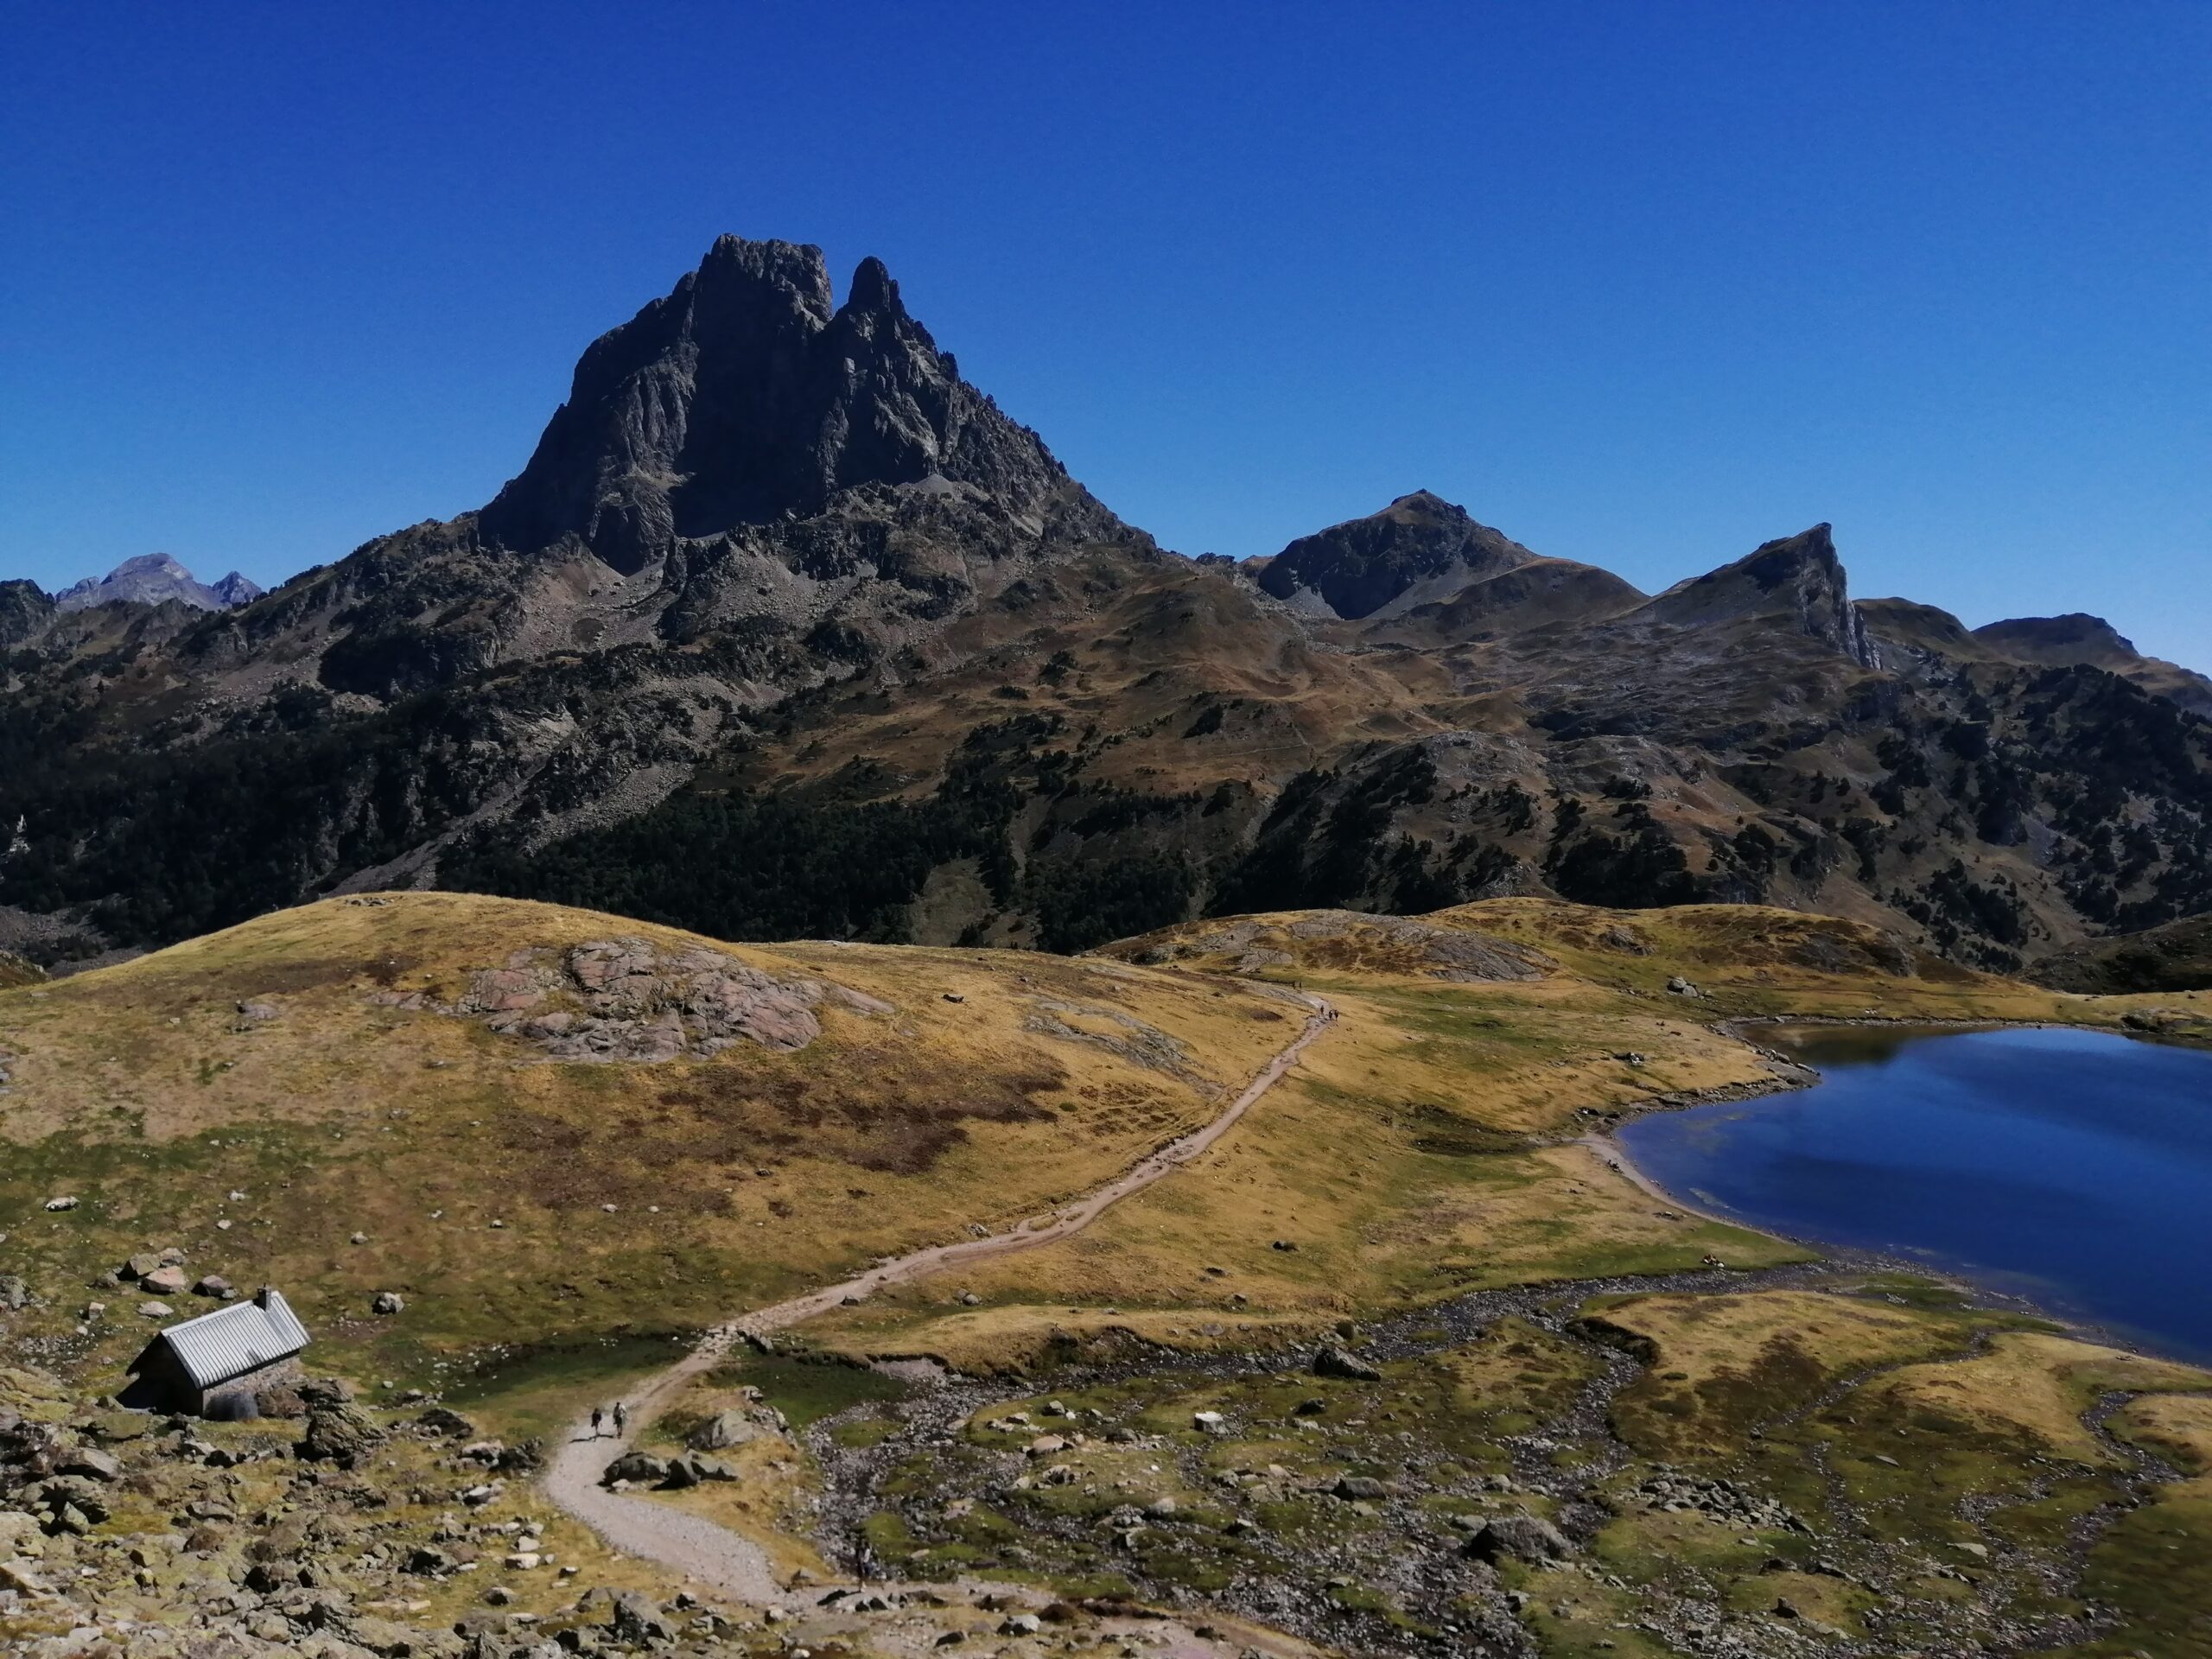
[588,1401,630,1439]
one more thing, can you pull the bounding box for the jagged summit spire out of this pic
[845,255,904,317]
[480,235,1114,573]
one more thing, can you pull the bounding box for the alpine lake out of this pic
[1619,1023,2212,1360]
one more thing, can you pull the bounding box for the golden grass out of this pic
[5,887,2192,1465]
[1592,1287,1992,1460]
[802,978,1805,1370]
[1598,1286,1967,1369]
[2115,1389,2212,1476]
[1862,1333,2211,1466]
[0,891,1293,1393]
[13,886,2209,1650]
[1107,896,2157,1031]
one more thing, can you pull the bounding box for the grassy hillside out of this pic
[780,903,2212,1656]
[1107,897,2101,1017]
[2030,912,2212,995]
[0,890,1296,1403]
[5,891,2209,1658]
[802,899,2151,1374]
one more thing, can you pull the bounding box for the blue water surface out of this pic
[1617,1026,2212,1361]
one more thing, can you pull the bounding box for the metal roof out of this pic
[153,1291,310,1390]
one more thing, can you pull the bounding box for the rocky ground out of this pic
[780,1262,2204,1659]
[4,1360,1302,1659]
[8,1245,2201,1659]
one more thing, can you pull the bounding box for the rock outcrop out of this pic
[0,580,54,645]
[420,936,893,1062]
[1462,1511,1574,1564]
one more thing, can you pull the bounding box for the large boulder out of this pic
[0,1510,43,1559]
[610,1590,674,1643]
[1463,1512,1573,1565]
[298,1402,384,1467]
[56,1446,120,1482]
[416,1406,476,1438]
[35,1475,111,1527]
[601,1451,670,1487]
[1313,1344,1383,1382]
[344,1615,429,1657]
[686,1408,760,1451]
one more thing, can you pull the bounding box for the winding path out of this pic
[541,993,1338,1602]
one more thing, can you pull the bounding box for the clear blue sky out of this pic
[3,3,2207,667]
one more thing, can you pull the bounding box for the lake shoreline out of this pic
[1589,1024,2212,1370]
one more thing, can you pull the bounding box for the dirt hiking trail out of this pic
[541,993,1338,1602]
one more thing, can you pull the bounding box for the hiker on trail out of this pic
[613,1401,628,1437]
[589,1406,603,1438]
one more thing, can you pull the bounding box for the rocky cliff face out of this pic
[480,237,1120,574]
[1641,524,1879,669]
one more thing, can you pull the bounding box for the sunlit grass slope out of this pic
[804,899,2193,1370]
[0,891,1294,1399]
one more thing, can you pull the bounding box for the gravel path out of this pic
[539,993,1338,1600]
[543,1421,785,1601]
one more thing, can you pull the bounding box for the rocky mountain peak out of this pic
[1645,524,1879,668]
[844,254,904,317]
[480,234,1116,574]
[210,571,266,607]
[1257,491,1541,620]
[52,554,257,615]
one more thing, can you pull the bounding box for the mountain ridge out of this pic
[1,234,2207,976]
[49,552,264,614]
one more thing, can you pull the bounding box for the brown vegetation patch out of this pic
[650,1046,1067,1175]
[1401,1102,1533,1156]
[123,950,426,1011]
[479,1043,1070,1213]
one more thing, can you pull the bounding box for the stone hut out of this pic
[124,1287,309,1416]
